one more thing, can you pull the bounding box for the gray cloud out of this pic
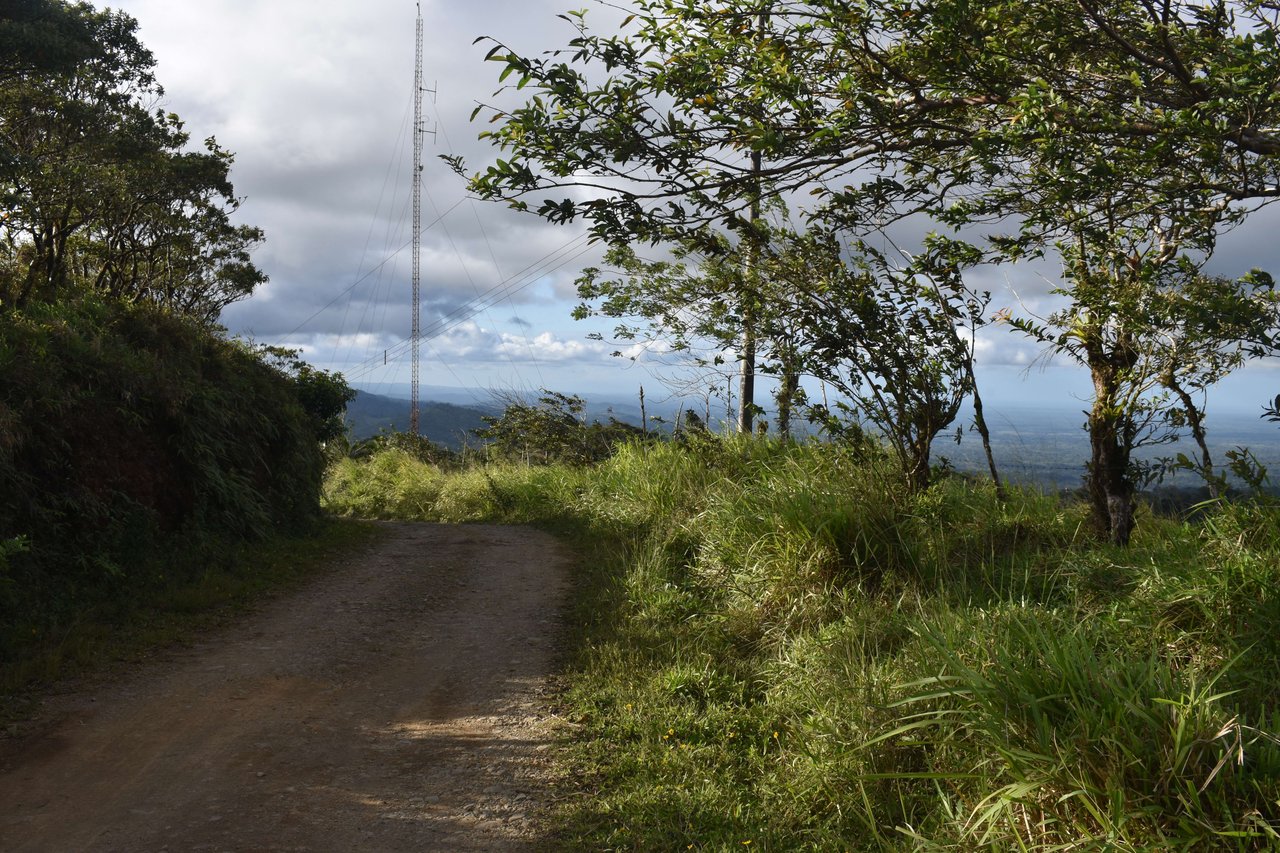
[108,0,1280,400]
[112,0,606,357]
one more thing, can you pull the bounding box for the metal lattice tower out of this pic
[409,3,424,435]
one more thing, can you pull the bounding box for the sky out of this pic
[105,0,1280,417]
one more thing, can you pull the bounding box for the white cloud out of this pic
[972,331,1047,368]
[428,321,612,365]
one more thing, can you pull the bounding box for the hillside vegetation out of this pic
[0,2,360,689]
[327,438,1280,849]
[0,298,355,682]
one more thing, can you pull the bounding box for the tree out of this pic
[1152,268,1280,496]
[778,231,993,492]
[465,1,1280,243]
[0,0,121,83]
[467,0,1280,532]
[937,0,1280,542]
[474,389,644,465]
[810,0,1280,531]
[0,0,264,318]
[259,346,358,444]
[0,1,157,304]
[574,212,809,438]
[1007,219,1280,541]
[457,1,842,430]
[79,123,267,321]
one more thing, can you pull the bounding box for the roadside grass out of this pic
[0,519,381,722]
[326,449,591,525]
[326,439,1280,850]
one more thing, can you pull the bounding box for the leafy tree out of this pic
[465,0,1280,252]
[779,232,992,492]
[1153,268,1280,496]
[574,216,808,438]
[1009,220,1280,541]
[0,1,156,304]
[475,389,644,465]
[259,346,357,444]
[457,1,833,430]
[0,0,122,83]
[574,242,740,367]
[951,9,1280,542]
[0,0,264,318]
[79,121,267,321]
[842,0,1280,528]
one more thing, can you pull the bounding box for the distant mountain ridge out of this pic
[344,386,678,449]
[342,391,497,450]
[346,387,1280,488]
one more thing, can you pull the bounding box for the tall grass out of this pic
[326,449,590,524]
[325,438,1280,849]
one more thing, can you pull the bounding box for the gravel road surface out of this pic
[0,522,571,852]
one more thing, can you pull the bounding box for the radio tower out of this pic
[409,2,424,435]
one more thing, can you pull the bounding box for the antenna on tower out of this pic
[409,2,424,435]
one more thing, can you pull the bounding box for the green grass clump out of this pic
[325,438,1280,849]
[325,451,591,524]
[325,451,447,518]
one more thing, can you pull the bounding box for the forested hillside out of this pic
[0,1,351,674]
[343,390,495,449]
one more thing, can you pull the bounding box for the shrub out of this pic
[474,389,645,465]
[0,297,345,652]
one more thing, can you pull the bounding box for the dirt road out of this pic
[0,523,572,852]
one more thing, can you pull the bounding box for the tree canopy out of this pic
[464,0,1280,543]
[466,1,1280,235]
[0,0,265,318]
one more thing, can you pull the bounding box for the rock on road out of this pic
[0,522,572,852]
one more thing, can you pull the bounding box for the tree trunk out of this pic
[1165,375,1219,498]
[639,385,648,439]
[1077,302,1141,546]
[966,358,1004,499]
[775,368,799,441]
[905,429,932,493]
[1084,343,1138,546]
[737,147,763,435]
[1086,404,1136,546]
[738,302,756,435]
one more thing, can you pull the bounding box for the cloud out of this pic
[111,0,606,346]
[972,332,1045,368]
[427,321,613,365]
[104,0,1280,403]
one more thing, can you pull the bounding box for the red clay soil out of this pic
[0,522,572,852]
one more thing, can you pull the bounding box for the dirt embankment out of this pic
[0,522,572,852]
